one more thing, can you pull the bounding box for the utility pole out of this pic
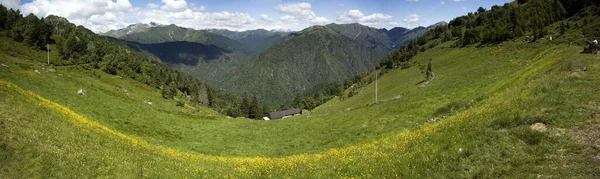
[46,44,50,65]
[375,73,378,103]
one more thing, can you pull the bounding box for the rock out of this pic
[575,67,588,72]
[426,117,440,123]
[1,63,8,68]
[458,148,463,153]
[391,95,402,100]
[594,153,600,161]
[345,108,351,112]
[47,68,56,72]
[77,89,87,96]
[34,69,40,74]
[530,123,547,132]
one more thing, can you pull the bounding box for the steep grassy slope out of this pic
[2,37,599,177]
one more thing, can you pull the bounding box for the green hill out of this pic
[3,34,600,177]
[2,0,600,177]
[206,29,290,53]
[110,24,252,55]
[218,25,390,106]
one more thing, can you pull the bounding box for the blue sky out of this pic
[3,0,512,32]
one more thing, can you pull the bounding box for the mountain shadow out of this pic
[125,41,231,66]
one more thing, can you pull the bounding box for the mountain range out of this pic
[103,22,442,106]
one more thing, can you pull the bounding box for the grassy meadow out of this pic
[1,35,600,177]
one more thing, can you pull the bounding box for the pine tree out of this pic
[161,81,178,99]
[249,95,259,119]
[0,5,7,30]
[240,93,250,118]
[293,93,304,109]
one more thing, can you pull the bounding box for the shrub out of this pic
[176,101,184,107]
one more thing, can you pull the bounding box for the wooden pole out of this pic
[375,73,378,103]
[47,44,50,65]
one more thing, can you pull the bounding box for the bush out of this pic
[176,101,184,107]
[161,82,178,99]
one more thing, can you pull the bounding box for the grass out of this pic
[1,35,600,177]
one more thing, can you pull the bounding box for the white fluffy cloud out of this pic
[147,3,158,9]
[403,14,420,28]
[12,0,404,32]
[337,9,396,28]
[0,0,19,10]
[275,2,315,18]
[160,0,187,12]
[273,2,329,27]
[19,0,133,32]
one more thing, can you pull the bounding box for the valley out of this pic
[106,22,429,106]
[1,0,600,177]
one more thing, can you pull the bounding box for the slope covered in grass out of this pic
[2,27,600,178]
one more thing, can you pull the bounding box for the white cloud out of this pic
[275,2,315,18]
[273,2,329,27]
[260,14,273,22]
[19,0,134,32]
[161,0,187,12]
[147,3,158,9]
[21,0,132,18]
[337,9,396,28]
[403,14,420,28]
[0,0,19,10]
[441,1,445,4]
[406,0,419,2]
[346,10,364,19]
[15,0,409,32]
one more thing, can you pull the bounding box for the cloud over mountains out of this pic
[3,0,412,33]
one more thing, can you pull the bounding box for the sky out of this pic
[0,0,512,33]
